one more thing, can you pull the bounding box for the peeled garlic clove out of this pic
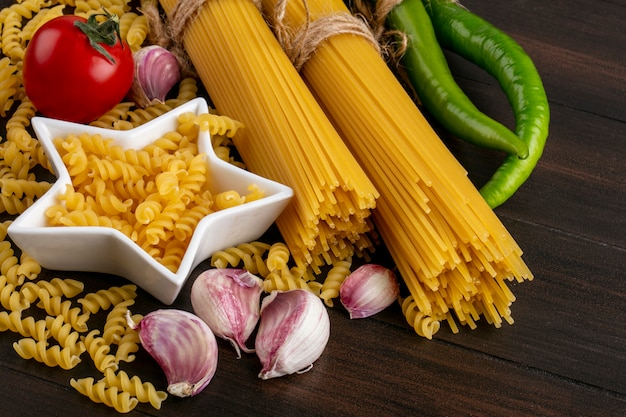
[255,289,330,380]
[190,268,263,358]
[127,309,218,397]
[128,45,181,108]
[340,264,400,319]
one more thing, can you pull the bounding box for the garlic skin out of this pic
[339,264,400,319]
[127,309,218,397]
[190,268,264,358]
[128,45,181,108]
[255,289,330,380]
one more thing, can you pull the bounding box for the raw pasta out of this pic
[113,329,141,364]
[102,299,135,344]
[78,285,138,315]
[400,296,442,340]
[101,368,167,410]
[46,315,86,356]
[0,310,47,339]
[48,115,262,271]
[159,0,379,273]
[84,329,118,372]
[70,377,139,413]
[210,241,272,275]
[265,242,290,273]
[125,14,148,51]
[263,0,533,335]
[0,56,19,116]
[319,258,352,307]
[13,337,82,370]
[0,278,30,311]
[0,3,201,410]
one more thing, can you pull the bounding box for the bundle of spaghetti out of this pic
[261,0,533,334]
[157,0,379,272]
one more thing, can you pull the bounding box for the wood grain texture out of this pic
[0,0,624,416]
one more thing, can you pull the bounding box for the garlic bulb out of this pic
[339,264,400,319]
[190,268,264,358]
[255,289,330,380]
[127,309,218,397]
[128,45,181,108]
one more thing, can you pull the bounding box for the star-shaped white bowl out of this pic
[8,98,293,304]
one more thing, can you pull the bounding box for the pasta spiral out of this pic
[263,267,316,294]
[102,299,134,345]
[16,251,42,281]
[113,329,141,364]
[0,56,19,116]
[45,315,86,356]
[37,289,89,332]
[70,377,138,413]
[265,242,290,273]
[0,241,20,285]
[0,310,47,339]
[20,277,84,302]
[13,338,82,370]
[101,368,167,410]
[319,258,352,307]
[83,329,118,372]
[0,278,30,311]
[400,296,442,340]
[77,284,138,315]
[210,241,271,276]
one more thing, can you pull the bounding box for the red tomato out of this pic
[23,14,134,124]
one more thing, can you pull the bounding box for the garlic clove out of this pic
[255,289,330,380]
[128,45,181,108]
[339,264,400,319]
[190,268,264,358]
[127,309,218,397]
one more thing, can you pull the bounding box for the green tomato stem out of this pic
[73,8,124,64]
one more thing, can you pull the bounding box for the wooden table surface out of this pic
[1,0,624,416]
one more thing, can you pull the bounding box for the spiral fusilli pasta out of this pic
[124,13,147,51]
[210,241,271,276]
[37,289,90,332]
[0,278,30,311]
[16,251,42,281]
[400,296,442,340]
[102,298,134,345]
[1,10,24,62]
[0,240,20,284]
[77,284,137,315]
[0,56,19,115]
[0,310,47,339]
[263,267,319,294]
[20,277,84,302]
[70,377,138,413]
[13,337,82,370]
[83,329,118,372]
[101,368,167,410]
[320,258,352,307]
[46,315,86,356]
[113,328,141,364]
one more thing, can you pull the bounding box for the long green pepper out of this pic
[423,0,550,208]
[383,0,529,160]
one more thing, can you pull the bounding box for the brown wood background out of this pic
[0,0,624,415]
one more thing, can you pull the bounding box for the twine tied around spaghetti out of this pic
[140,0,408,74]
[270,0,410,70]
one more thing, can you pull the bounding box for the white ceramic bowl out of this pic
[8,98,293,304]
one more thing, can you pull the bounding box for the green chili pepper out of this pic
[422,0,550,208]
[383,0,529,160]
